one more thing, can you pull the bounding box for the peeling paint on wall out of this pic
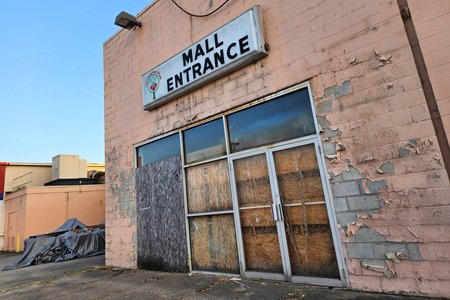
[330,165,386,227]
[313,75,433,287]
[111,170,137,223]
[105,145,137,268]
[324,80,351,98]
[324,146,425,279]
[378,162,395,174]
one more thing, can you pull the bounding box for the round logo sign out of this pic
[146,70,162,100]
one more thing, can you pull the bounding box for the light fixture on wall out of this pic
[114,11,141,30]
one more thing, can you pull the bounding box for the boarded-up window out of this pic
[186,159,232,213]
[189,214,239,273]
[186,159,239,273]
[136,155,188,272]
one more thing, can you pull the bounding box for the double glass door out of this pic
[230,140,341,284]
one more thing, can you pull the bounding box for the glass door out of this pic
[269,142,340,281]
[231,152,286,280]
[230,140,341,284]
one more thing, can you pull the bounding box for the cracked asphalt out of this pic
[0,252,436,299]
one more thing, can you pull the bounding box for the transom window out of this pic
[136,87,316,167]
[227,88,316,153]
[183,118,226,164]
[136,133,180,167]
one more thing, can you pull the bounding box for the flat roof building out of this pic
[0,155,105,251]
[104,1,450,297]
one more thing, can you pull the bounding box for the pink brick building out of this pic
[104,0,450,297]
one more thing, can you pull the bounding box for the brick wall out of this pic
[104,0,450,296]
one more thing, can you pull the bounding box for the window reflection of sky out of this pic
[184,119,226,155]
[227,88,316,152]
[137,133,180,166]
[137,88,316,166]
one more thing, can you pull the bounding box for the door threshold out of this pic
[291,275,343,287]
[191,270,343,288]
[245,271,343,287]
[245,271,286,281]
[189,270,240,277]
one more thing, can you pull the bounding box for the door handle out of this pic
[271,204,279,221]
[271,203,284,221]
[276,203,284,221]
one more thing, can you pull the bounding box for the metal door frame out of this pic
[229,136,346,286]
[229,146,286,281]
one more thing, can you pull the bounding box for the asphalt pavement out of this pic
[0,252,438,299]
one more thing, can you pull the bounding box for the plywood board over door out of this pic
[273,145,339,278]
[234,154,284,273]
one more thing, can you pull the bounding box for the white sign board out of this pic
[142,6,267,110]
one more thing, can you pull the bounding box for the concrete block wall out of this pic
[104,0,450,296]
[409,0,450,142]
[308,0,450,295]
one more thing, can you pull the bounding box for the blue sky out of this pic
[0,1,151,163]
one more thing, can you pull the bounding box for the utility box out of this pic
[51,155,87,180]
